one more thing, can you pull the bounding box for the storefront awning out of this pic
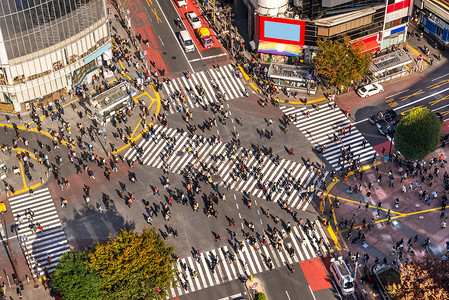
[258,41,302,57]
[358,39,380,53]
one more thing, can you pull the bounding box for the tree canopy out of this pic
[387,260,449,300]
[53,250,103,300]
[313,36,370,88]
[394,107,441,160]
[87,228,177,300]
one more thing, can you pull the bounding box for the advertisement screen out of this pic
[264,21,301,42]
[258,16,305,46]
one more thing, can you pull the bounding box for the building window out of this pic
[13,75,26,84]
[327,15,373,37]
[436,26,443,36]
[317,27,329,37]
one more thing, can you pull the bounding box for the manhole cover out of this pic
[177,150,184,156]
[212,175,221,182]
[162,52,167,55]
[172,56,177,60]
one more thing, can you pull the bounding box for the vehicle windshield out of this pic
[185,40,193,46]
[360,87,367,92]
[344,281,354,289]
[192,16,199,22]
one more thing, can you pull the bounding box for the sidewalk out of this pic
[2,280,53,300]
[324,143,449,299]
[0,5,161,299]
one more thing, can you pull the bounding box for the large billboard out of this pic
[257,15,305,46]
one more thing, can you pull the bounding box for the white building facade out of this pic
[0,0,111,111]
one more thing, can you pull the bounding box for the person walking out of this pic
[154,186,160,195]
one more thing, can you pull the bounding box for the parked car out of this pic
[176,0,187,7]
[186,11,201,29]
[357,83,384,98]
[369,109,397,124]
[378,120,399,136]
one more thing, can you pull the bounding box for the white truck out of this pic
[330,257,355,296]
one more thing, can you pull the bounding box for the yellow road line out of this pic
[18,161,27,190]
[329,194,403,216]
[89,75,124,94]
[325,220,342,250]
[119,60,134,82]
[406,44,421,56]
[249,82,260,93]
[402,206,442,216]
[336,206,443,233]
[238,65,250,80]
[13,148,38,161]
[0,123,74,149]
[238,64,326,104]
[238,65,261,93]
[113,86,161,155]
[11,148,44,196]
[276,96,327,105]
[320,176,342,251]
[131,93,155,138]
[11,183,42,197]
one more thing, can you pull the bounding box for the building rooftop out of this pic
[369,49,413,75]
[268,62,314,81]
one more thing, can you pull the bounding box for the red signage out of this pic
[257,15,305,46]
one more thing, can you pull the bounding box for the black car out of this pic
[369,109,397,124]
[378,120,399,136]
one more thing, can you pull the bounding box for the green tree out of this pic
[87,228,177,300]
[387,262,449,300]
[313,36,370,89]
[53,250,103,300]
[394,107,441,160]
[256,292,268,300]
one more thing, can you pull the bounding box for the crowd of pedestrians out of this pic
[328,150,449,296]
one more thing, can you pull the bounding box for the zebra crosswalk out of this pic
[280,105,377,170]
[162,64,246,113]
[124,125,322,211]
[167,220,331,298]
[8,188,70,276]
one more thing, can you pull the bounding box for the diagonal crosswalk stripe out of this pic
[8,188,70,276]
[169,222,330,297]
[124,125,318,209]
[161,65,245,113]
[280,105,377,170]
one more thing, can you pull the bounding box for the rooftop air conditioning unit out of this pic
[286,11,294,18]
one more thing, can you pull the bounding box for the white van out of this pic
[176,0,187,7]
[179,30,195,52]
[330,257,355,296]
